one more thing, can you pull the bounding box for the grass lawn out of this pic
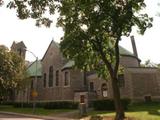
[88,102,160,120]
[0,105,74,116]
[1,102,160,120]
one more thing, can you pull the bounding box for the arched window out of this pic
[89,82,94,91]
[55,70,59,86]
[101,83,108,97]
[48,66,53,87]
[43,73,46,88]
[64,71,70,86]
[118,74,125,87]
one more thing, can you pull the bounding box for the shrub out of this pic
[92,98,130,111]
[0,101,14,105]
[121,98,131,110]
[36,102,46,108]
[92,99,114,110]
[12,101,78,109]
[13,102,46,108]
[13,102,33,108]
[44,101,78,109]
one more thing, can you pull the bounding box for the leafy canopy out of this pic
[0,45,27,92]
[58,0,152,78]
[6,0,56,27]
[1,1,152,118]
[2,0,152,79]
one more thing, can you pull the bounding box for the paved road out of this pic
[0,113,45,120]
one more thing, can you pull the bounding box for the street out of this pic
[0,113,45,120]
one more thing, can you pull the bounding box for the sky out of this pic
[0,0,160,63]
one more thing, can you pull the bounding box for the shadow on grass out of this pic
[127,102,160,116]
[148,110,160,116]
[89,102,160,117]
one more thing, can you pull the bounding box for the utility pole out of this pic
[24,49,38,114]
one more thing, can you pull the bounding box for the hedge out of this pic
[13,102,33,108]
[44,101,78,109]
[12,101,78,109]
[0,101,14,105]
[92,98,131,110]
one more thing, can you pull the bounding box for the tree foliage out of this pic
[2,0,152,78]
[141,59,160,68]
[0,45,27,99]
[57,1,152,119]
[56,0,152,82]
[5,0,56,27]
[1,0,152,119]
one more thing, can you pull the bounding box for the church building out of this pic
[11,36,160,104]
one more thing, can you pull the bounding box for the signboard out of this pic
[31,90,38,97]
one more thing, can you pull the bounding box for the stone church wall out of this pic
[124,68,160,102]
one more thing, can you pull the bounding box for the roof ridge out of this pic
[41,40,54,60]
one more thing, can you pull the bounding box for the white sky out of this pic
[0,0,160,63]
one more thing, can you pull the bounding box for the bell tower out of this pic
[11,41,27,59]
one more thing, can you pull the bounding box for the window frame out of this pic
[118,74,125,87]
[43,73,46,88]
[63,70,70,87]
[89,82,94,92]
[101,83,108,98]
[55,70,59,86]
[48,66,54,87]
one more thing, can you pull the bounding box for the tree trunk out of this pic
[111,76,125,120]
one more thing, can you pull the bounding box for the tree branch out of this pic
[92,38,114,78]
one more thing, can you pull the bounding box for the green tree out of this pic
[58,1,152,120]
[0,45,27,101]
[2,0,152,119]
[143,59,157,67]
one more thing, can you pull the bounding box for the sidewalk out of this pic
[0,111,79,120]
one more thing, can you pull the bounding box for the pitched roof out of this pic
[119,46,133,56]
[62,60,75,70]
[27,60,42,77]
[40,40,134,70]
[62,46,134,70]
[41,40,59,61]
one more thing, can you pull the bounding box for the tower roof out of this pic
[11,41,26,49]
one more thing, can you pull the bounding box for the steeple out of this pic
[11,41,27,59]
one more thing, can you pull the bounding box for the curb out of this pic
[0,111,78,120]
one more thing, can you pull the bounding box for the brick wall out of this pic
[124,68,160,102]
[120,55,139,67]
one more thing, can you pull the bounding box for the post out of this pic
[32,57,38,114]
[24,48,38,114]
[79,95,87,117]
